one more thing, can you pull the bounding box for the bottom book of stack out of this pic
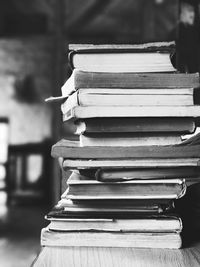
[41,220,182,249]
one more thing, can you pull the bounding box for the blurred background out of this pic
[0,0,199,266]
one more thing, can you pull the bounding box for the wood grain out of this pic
[33,242,200,267]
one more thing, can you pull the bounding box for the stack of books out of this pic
[42,42,200,249]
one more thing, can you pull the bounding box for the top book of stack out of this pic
[68,42,176,73]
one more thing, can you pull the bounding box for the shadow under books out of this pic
[175,182,200,247]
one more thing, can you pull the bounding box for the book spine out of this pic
[68,51,75,70]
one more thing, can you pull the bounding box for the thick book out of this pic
[46,214,182,233]
[41,228,182,249]
[62,88,194,115]
[51,139,200,159]
[95,167,200,181]
[63,106,200,121]
[79,133,182,147]
[69,52,175,73]
[75,118,196,135]
[68,42,176,73]
[59,71,199,98]
[66,172,186,200]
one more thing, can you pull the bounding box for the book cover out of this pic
[51,139,200,159]
[75,118,196,135]
[46,213,182,233]
[79,133,182,147]
[95,167,200,181]
[66,172,186,200]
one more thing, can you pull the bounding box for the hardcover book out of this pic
[79,133,182,147]
[46,214,182,233]
[41,228,182,249]
[68,42,176,73]
[66,172,186,200]
[75,118,196,135]
[51,139,200,159]
[94,167,200,181]
[63,106,200,121]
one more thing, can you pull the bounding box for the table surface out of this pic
[32,242,200,267]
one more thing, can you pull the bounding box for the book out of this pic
[79,133,182,147]
[55,198,174,216]
[41,228,182,249]
[75,118,196,135]
[51,139,200,159]
[68,42,176,73]
[62,89,194,114]
[95,167,200,181]
[47,203,174,219]
[46,214,182,233]
[46,204,172,219]
[66,172,186,200]
[65,169,200,186]
[63,106,200,121]
[59,71,199,98]
[69,52,176,73]
[59,188,175,205]
[63,158,200,170]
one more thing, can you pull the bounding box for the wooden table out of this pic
[32,242,200,267]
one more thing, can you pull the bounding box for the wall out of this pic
[64,0,178,43]
[0,37,54,144]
